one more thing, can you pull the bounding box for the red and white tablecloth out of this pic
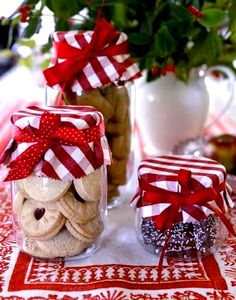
[1,182,236,300]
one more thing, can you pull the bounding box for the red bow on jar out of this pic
[43,19,141,92]
[136,169,235,234]
[0,110,105,181]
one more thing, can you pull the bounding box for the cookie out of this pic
[100,84,119,110]
[107,183,120,200]
[106,120,127,136]
[73,168,102,202]
[19,199,66,240]
[108,158,128,186]
[16,180,27,196]
[57,192,99,224]
[110,131,131,160]
[110,86,129,123]
[23,174,71,202]
[66,215,104,243]
[37,227,88,258]
[12,191,25,215]
[69,89,114,121]
[23,236,49,258]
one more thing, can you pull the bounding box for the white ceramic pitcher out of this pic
[135,66,235,155]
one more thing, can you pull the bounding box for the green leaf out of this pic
[45,0,80,18]
[128,33,152,45]
[189,31,222,66]
[17,39,36,48]
[199,8,226,28]
[229,0,236,32]
[55,18,70,31]
[140,16,153,36]
[23,16,42,38]
[169,3,193,21]
[152,26,176,57]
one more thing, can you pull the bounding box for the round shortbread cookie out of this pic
[112,86,129,123]
[12,191,25,215]
[16,180,27,196]
[57,192,99,224]
[37,227,88,257]
[73,168,102,202]
[108,158,127,186]
[73,89,114,121]
[19,199,66,240]
[23,174,71,202]
[65,215,104,243]
[23,236,50,258]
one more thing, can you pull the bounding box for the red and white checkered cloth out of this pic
[0,105,111,181]
[43,19,141,93]
[131,155,234,224]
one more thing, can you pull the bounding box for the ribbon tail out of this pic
[43,59,87,88]
[204,202,236,236]
[4,144,45,181]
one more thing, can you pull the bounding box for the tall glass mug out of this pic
[43,20,141,208]
[1,105,112,259]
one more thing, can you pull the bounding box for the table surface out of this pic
[1,73,236,299]
[1,182,236,300]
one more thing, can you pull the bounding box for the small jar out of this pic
[131,155,235,259]
[1,105,111,259]
[43,20,141,208]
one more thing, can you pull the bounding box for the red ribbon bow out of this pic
[43,19,129,89]
[1,111,104,181]
[137,169,235,235]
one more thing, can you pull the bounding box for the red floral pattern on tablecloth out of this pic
[0,183,236,299]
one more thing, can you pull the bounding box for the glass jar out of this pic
[42,22,141,209]
[12,166,107,259]
[131,155,235,259]
[1,105,111,259]
[63,83,134,208]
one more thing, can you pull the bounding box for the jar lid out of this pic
[132,155,234,226]
[43,19,141,93]
[0,105,111,181]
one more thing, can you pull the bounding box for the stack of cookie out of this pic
[13,168,104,258]
[64,84,131,205]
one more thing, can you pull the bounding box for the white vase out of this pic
[135,67,235,155]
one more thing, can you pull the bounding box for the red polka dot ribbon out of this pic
[0,106,111,181]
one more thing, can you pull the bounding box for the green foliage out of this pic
[6,0,236,81]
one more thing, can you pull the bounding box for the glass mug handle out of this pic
[204,65,235,132]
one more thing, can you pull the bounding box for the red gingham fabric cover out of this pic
[46,27,141,93]
[131,155,234,224]
[1,105,111,181]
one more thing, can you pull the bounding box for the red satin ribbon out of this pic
[43,18,129,88]
[135,169,236,281]
[3,111,105,181]
[137,169,235,235]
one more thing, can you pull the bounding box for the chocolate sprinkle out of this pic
[141,214,218,258]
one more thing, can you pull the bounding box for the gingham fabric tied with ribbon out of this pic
[0,105,111,181]
[43,18,141,93]
[131,155,236,280]
[131,155,235,233]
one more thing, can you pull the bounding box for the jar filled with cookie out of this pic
[0,105,112,259]
[43,18,141,208]
[131,155,236,261]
